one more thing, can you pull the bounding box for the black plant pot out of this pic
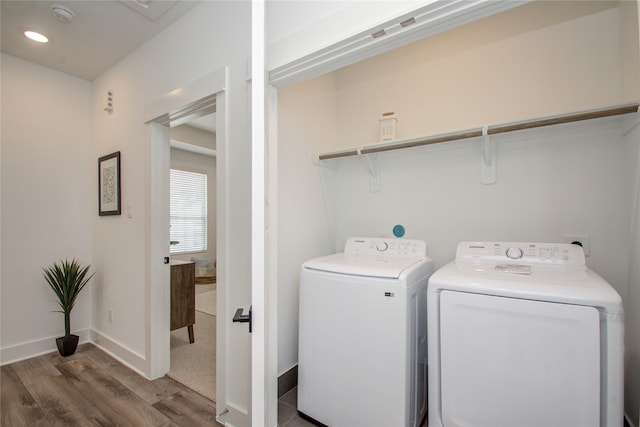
[56,334,79,357]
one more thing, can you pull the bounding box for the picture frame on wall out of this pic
[98,151,121,216]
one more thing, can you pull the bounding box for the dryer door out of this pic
[439,290,600,427]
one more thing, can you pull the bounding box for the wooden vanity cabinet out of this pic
[170,260,195,343]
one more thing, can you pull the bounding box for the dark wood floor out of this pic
[1,343,221,426]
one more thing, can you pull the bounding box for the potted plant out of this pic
[43,258,94,357]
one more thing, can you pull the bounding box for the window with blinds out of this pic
[170,169,207,254]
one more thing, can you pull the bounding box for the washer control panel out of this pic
[456,241,585,266]
[344,237,427,258]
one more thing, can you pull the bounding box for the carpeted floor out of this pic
[195,290,216,316]
[168,284,216,402]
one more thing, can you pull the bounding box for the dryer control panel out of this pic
[456,241,585,266]
[344,237,427,258]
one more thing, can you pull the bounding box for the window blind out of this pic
[170,169,207,254]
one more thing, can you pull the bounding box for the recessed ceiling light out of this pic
[24,31,49,43]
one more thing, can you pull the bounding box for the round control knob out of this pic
[376,241,389,252]
[506,247,523,259]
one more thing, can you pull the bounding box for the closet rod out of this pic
[361,129,484,155]
[488,103,639,135]
[318,128,484,160]
[319,148,361,160]
[318,102,639,161]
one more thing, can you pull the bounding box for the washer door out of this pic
[439,290,600,427]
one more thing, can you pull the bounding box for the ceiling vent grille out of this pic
[117,0,178,21]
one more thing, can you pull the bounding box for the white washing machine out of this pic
[427,241,624,427]
[298,237,435,427]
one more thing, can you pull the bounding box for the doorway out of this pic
[145,67,232,422]
[166,112,218,401]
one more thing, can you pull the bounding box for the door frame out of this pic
[144,67,229,419]
[251,2,278,424]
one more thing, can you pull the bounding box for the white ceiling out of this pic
[1,0,200,81]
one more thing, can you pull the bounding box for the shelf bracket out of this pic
[361,150,380,192]
[480,126,496,185]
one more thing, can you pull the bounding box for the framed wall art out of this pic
[98,151,121,216]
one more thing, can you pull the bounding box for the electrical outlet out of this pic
[108,309,113,323]
[563,234,590,257]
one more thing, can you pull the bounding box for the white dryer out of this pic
[427,241,624,427]
[298,237,435,427]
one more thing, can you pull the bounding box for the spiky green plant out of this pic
[43,259,94,337]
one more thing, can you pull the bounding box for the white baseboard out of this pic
[1,328,148,380]
[90,329,148,377]
[0,328,92,365]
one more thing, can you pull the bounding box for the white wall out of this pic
[333,1,623,149]
[91,1,250,377]
[277,73,338,374]
[1,54,93,363]
[330,1,629,281]
[333,121,630,289]
[276,0,637,387]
